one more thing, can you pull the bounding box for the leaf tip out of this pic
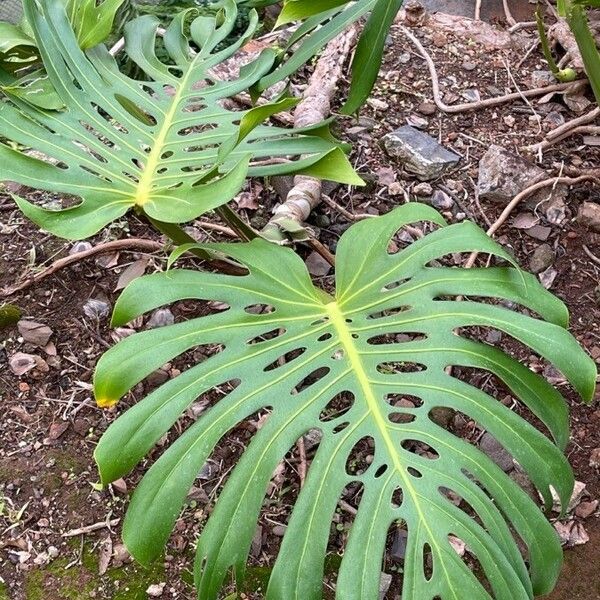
[96,395,119,409]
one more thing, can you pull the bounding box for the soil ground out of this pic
[1,6,599,600]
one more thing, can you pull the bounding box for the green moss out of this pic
[24,558,96,600]
[0,582,9,600]
[0,304,21,329]
[107,560,166,600]
[47,449,86,473]
[23,543,172,600]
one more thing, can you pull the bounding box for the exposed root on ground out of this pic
[526,107,600,153]
[465,175,600,268]
[1,239,164,297]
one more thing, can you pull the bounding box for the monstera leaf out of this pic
[0,0,361,240]
[257,0,404,114]
[94,204,595,599]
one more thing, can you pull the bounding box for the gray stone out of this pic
[578,201,600,232]
[381,126,460,181]
[477,145,545,204]
[391,529,408,561]
[147,308,175,329]
[479,433,513,472]
[69,241,92,255]
[430,190,454,210]
[83,299,110,319]
[305,251,332,277]
[529,244,555,274]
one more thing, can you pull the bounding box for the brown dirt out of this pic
[1,8,599,600]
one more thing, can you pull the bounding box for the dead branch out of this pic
[262,25,360,242]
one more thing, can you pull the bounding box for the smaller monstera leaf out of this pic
[0,0,125,97]
[0,22,38,74]
[94,204,596,600]
[0,0,361,240]
[260,0,403,114]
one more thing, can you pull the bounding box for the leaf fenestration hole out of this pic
[311,317,330,326]
[293,367,330,393]
[317,332,332,342]
[386,394,423,408]
[247,328,285,345]
[331,349,345,360]
[388,412,416,424]
[423,543,433,581]
[374,464,388,478]
[383,278,410,291]
[367,305,411,320]
[332,421,349,434]
[319,392,355,422]
[263,348,307,372]
[377,362,426,375]
[367,332,426,345]
[391,486,404,509]
[401,440,439,460]
[345,437,374,476]
[244,304,275,314]
[407,466,422,478]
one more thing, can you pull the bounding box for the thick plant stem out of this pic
[214,205,259,242]
[146,216,244,274]
[262,25,360,243]
[146,217,214,261]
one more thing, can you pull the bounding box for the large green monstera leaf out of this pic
[94,204,595,599]
[0,0,360,240]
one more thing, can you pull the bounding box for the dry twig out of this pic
[526,107,600,152]
[583,244,600,267]
[62,518,120,538]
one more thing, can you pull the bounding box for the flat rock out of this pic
[305,251,332,277]
[578,201,600,232]
[9,352,46,376]
[529,244,555,274]
[17,320,52,347]
[478,145,546,204]
[575,500,598,519]
[381,126,460,181]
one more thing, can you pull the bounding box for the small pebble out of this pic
[83,299,110,319]
[413,182,433,197]
[417,101,436,116]
[146,582,166,598]
[69,241,92,255]
[147,308,175,329]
